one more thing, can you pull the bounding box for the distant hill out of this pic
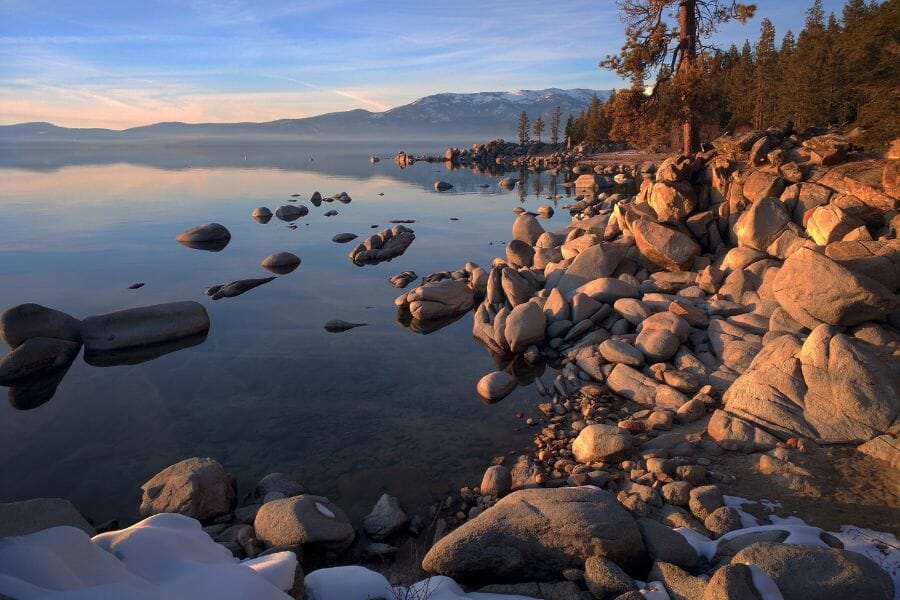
[0,88,611,142]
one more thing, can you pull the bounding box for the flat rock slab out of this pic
[81,301,210,352]
[0,498,95,537]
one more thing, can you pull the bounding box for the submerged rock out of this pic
[206,277,276,300]
[332,233,358,243]
[0,337,81,385]
[434,181,453,191]
[275,205,309,221]
[323,320,366,333]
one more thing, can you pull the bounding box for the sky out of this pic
[0,0,849,128]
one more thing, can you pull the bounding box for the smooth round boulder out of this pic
[251,207,272,222]
[537,205,554,218]
[275,205,308,221]
[599,339,644,367]
[572,424,633,463]
[634,328,680,362]
[139,457,236,520]
[476,371,517,401]
[332,233,358,243]
[176,223,231,251]
[254,494,354,551]
[505,239,535,267]
[0,303,82,349]
[512,214,545,246]
[434,181,453,191]
[480,465,512,497]
[362,493,408,540]
[261,252,301,275]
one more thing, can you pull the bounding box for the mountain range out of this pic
[0,88,611,143]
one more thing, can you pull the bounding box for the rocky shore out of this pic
[1,126,898,599]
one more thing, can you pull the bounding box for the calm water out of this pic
[0,141,577,524]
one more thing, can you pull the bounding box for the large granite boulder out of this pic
[772,248,896,329]
[554,243,628,296]
[819,159,898,213]
[254,495,354,551]
[397,279,473,321]
[649,181,697,222]
[362,493,408,540]
[572,424,633,463]
[719,325,899,443]
[730,542,894,600]
[512,214,545,246]
[422,487,643,583]
[81,302,211,353]
[733,197,808,259]
[139,457,236,520]
[175,223,231,250]
[0,303,82,349]
[504,301,546,353]
[632,218,700,272]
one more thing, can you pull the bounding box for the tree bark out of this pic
[678,0,700,154]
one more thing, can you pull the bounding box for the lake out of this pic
[0,141,578,524]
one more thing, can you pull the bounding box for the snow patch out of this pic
[746,564,785,600]
[832,526,900,592]
[723,495,761,528]
[0,513,297,599]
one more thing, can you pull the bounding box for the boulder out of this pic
[434,181,453,191]
[480,465,512,497]
[255,473,306,499]
[349,225,415,265]
[0,498,95,538]
[261,252,301,274]
[0,337,81,385]
[574,277,640,303]
[607,364,689,408]
[648,561,707,600]
[512,214,545,246]
[81,302,211,352]
[637,518,698,568]
[772,247,896,329]
[634,328,680,362]
[401,279,473,321]
[803,134,849,165]
[819,159,898,213]
[599,339,644,367]
[206,277,276,300]
[572,424,633,463]
[584,556,635,599]
[504,301,546,353]
[0,303,82,349]
[254,495,354,551]
[742,171,785,203]
[251,207,272,221]
[175,223,231,250]
[332,233,358,243]
[139,457,236,520]
[824,240,900,292]
[554,243,628,296]
[275,205,308,221]
[805,205,865,246]
[702,564,761,600]
[649,181,697,222]
[505,239,535,267]
[476,371,517,401]
[731,542,894,600]
[362,494,408,540]
[422,487,643,582]
[632,218,700,272]
[734,197,808,259]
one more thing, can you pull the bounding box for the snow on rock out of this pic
[304,566,538,600]
[832,526,900,592]
[745,564,785,600]
[723,495,761,528]
[0,513,297,599]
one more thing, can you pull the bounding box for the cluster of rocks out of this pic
[348,224,416,266]
[0,301,210,408]
[397,126,898,598]
[394,262,488,328]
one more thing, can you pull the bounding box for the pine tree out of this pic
[550,106,561,145]
[600,0,755,153]
[533,115,545,143]
[753,18,777,129]
[585,95,609,144]
[774,30,796,123]
[518,111,530,145]
[564,114,575,144]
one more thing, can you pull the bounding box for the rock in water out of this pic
[206,277,276,300]
[254,495,354,551]
[176,223,231,251]
[0,303,82,349]
[128,283,144,290]
[389,271,417,288]
[332,233,358,243]
[251,207,272,223]
[81,301,210,352]
[434,181,453,191]
[323,320,367,333]
[422,487,643,582]
[261,252,301,275]
[362,494,408,540]
[139,457,236,520]
[349,225,415,265]
[0,337,81,385]
[275,205,308,221]
[476,371,517,401]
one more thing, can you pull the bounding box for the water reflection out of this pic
[83,330,209,367]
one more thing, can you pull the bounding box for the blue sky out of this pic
[0,0,847,128]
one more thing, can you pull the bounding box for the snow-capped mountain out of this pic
[0,88,611,142]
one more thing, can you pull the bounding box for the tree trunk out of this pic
[678,0,700,154]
